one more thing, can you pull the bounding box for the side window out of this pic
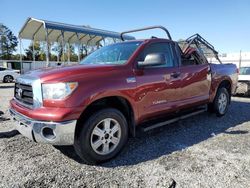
[140,43,174,68]
[0,67,6,71]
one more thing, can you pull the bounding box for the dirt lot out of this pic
[0,83,250,188]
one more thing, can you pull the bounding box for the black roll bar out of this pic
[120,26,172,41]
[184,33,222,64]
[186,34,215,52]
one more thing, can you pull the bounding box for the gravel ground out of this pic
[1,83,250,188]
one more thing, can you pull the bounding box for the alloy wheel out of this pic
[218,92,228,114]
[90,118,121,155]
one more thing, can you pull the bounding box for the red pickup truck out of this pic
[10,26,238,164]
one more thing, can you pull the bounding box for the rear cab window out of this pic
[181,50,207,66]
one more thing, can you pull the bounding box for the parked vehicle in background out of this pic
[236,67,250,96]
[0,67,20,83]
[9,26,238,164]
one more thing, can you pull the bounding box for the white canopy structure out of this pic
[18,17,135,67]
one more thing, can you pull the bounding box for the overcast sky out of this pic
[1,0,250,53]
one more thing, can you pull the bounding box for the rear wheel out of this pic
[3,75,14,83]
[211,87,230,117]
[74,108,128,164]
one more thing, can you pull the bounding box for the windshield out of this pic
[80,42,142,65]
[239,67,250,75]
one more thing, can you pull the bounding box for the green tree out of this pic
[0,24,18,59]
[52,43,77,62]
[38,42,47,61]
[24,41,41,60]
[50,54,57,61]
[66,44,75,61]
[11,54,24,60]
[52,42,63,61]
[79,44,90,59]
[71,53,78,62]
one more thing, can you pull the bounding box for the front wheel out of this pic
[212,87,230,117]
[74,108,128,164]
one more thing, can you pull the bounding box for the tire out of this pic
[246,89,250,97]
[74,108,128,164]
[3,75,14,83]
[212,87,230,117]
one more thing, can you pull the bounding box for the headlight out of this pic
[42,82,78,100]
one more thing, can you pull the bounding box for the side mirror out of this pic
[138,53,166,67]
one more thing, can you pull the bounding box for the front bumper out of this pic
[236,81,250,94]
[9,108,77,145]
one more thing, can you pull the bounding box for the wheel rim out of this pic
[5,76,12,83]
[90,118,121,155]
[218,93,227,114]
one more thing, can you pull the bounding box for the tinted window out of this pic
[139,43,174,68]
[0,67,6,71]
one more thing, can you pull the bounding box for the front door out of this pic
[134,42,181,122]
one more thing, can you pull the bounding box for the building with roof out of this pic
[209,51,250,67]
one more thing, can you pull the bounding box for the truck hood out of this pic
[238,75,250,81]
[24,64,118,83]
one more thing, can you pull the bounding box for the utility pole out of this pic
[0,34,2,60]
[45,28,50,67]
[239,50,242,68]
[19,38,23,73]
[0,25,3,60]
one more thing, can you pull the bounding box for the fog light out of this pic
[42,127,56,140]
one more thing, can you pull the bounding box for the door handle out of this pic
[170,72,181,78]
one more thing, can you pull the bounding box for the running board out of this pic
[141,107,207,132]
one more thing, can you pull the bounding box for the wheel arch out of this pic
[75,96,136,140]
[215,79,232,103]
[3,74,14,82]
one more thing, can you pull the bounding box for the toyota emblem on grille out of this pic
[17,88,23,98]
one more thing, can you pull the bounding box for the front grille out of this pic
[14,82,33,106]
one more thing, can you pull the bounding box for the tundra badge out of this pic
[126,77,136,83]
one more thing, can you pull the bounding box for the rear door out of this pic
[134,41,182,121]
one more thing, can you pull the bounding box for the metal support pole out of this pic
[76,33,81,63]
[0,32,3,60]
[45,28,50,67]
[66,33,76,64]
[61,31,65,64]
[32,38,35,62]
[67,42,70,63]
[86,35,96,54]
[57,53,59,62]
[96,37,104,49]
[56,35,61,64]
[239,50,242,68]
[57,42,60,63]
[103,38,106,46]
[19,38,23,74]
